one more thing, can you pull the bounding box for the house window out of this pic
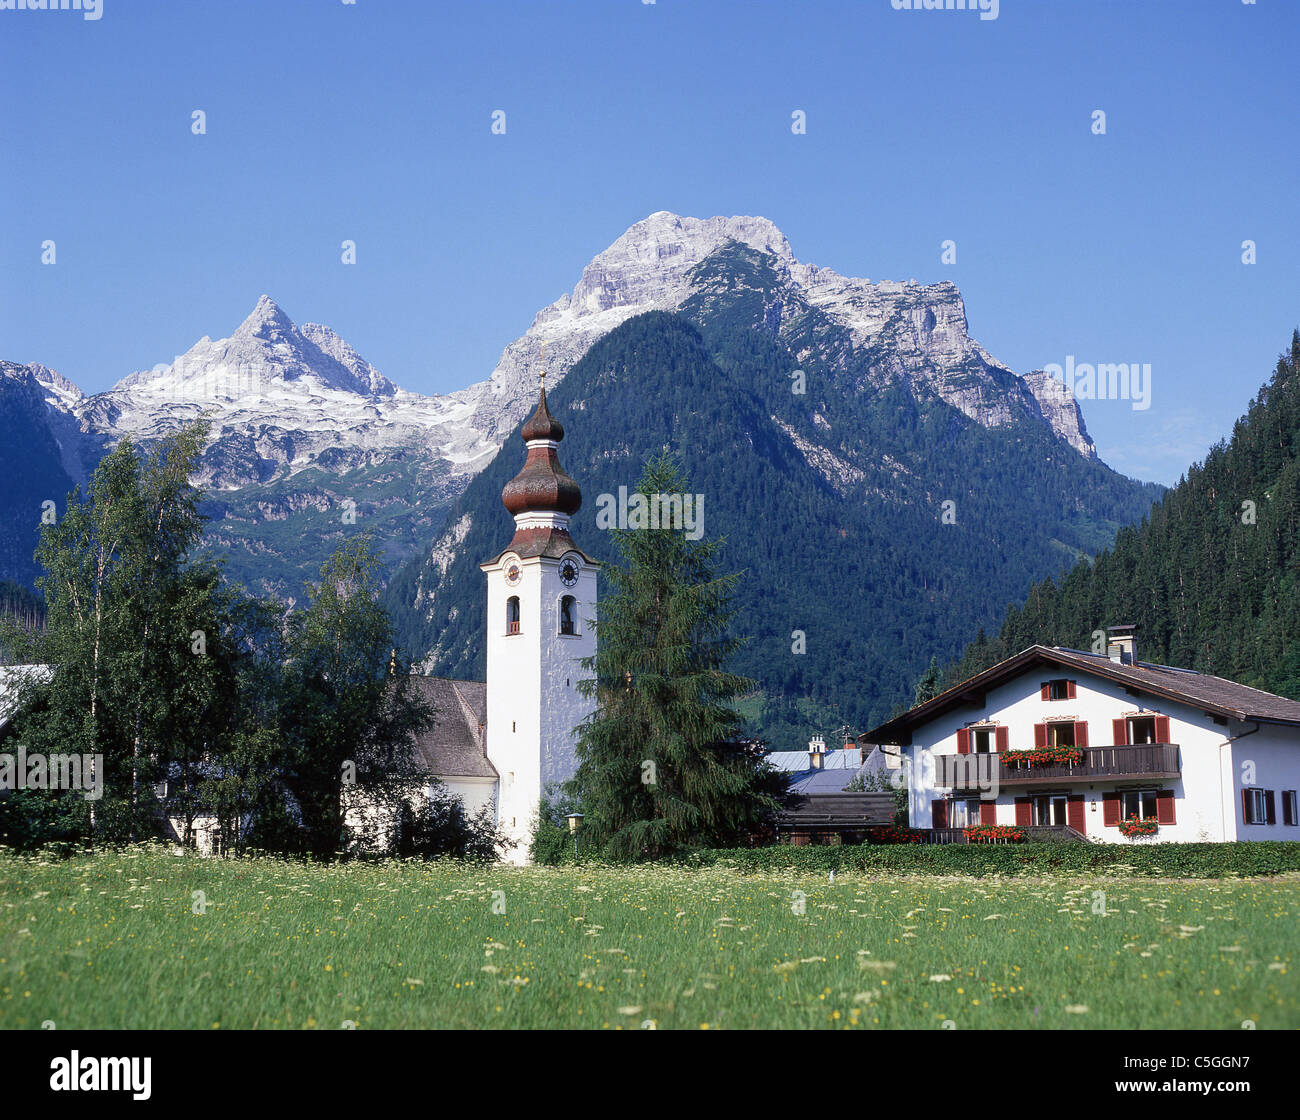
[971,728,994,754]
[1032,794,1068,827]
[1128,716,1157,745]
[1121,789,1158,821]
[1045,679,1073,701]
[947,798,983,828]
[1283,791,1298,827]
[559,595,577,636]
[506,596,521,635]
[1244,788,1276,825]
[1047,721,1076,748]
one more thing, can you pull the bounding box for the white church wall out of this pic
[482,547,597,863]
[538,558,598,790]
[484,553,545,860]
[442,777,497,820]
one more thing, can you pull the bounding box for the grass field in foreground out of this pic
[0,846,1295,1029]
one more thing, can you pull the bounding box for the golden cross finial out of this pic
[540,341,547,390]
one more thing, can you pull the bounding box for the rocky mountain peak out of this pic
[110,295,398,402]
[26,362,84,402]
[569,211,795,315]
[234,294,297,342]
[461,212,1097,459]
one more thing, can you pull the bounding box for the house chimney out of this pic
[1106,624,1137,666]
[808,735,826,770]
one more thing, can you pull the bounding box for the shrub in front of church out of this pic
[531,790,586,864]
[383,785,503,860]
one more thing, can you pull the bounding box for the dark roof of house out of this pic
[865,645,1300,745]
[786,767,861,795]
[407,677,497,780]
[777,791,895,828]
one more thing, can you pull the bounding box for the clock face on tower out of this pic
[504,560,522,587]
[559,558,580,588]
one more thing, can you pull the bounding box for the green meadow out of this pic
[0,846,1295,1030]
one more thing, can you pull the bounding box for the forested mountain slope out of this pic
[946,330,1300,701]
[388,249,1161,739]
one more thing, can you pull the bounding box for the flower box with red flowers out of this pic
[1001,745,1084,769]
[866,825,927,845]
[962,824,1026,844]
[1117,815,1159,837]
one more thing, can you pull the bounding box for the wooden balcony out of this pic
[936,744,1180,790]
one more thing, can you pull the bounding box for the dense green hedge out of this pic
[675,841,1300,878]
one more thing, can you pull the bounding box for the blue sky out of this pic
[2,0,1296,485]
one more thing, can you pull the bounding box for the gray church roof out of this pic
[407,677,497,780]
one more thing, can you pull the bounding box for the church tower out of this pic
[481,378,597,862]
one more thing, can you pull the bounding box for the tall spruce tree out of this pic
[913,656,943,705]
[569,454,785,860]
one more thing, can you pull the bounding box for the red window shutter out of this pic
[1014,798,1032,826]
[1242,788,1253,824]
[980,801,997,826]
[1033,723,1048,747]
[1066,680,1077,699]
[1040,683,1050,701]
[956,729,970,755]
[1155,715,1171,743]
[1067,795,1086,833]
[995,726,1009,753]
[1266,790,1277,825]
[1112,718,1128,746]
[1102,794,1120,826]
[1155,789,1176,825]
[1074,721,1089,748]
[932,799,948,828]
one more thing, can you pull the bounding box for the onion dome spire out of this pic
[518,379,565,444]
[501,373,581,521]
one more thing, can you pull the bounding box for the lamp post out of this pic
[566,813,584,862]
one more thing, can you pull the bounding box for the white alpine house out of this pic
[866,626,1300,843]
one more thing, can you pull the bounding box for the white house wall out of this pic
[1231,724,1300,841]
